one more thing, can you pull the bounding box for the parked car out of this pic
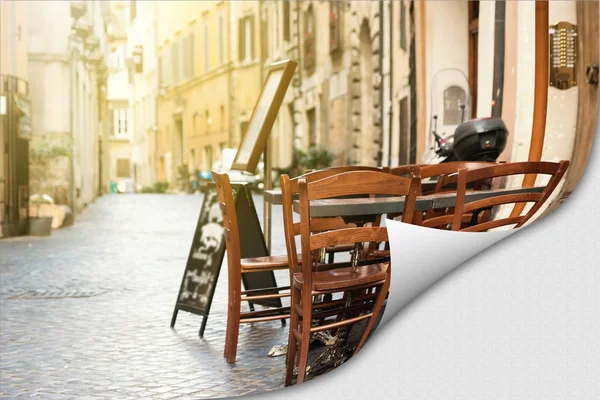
[209,148,264,191]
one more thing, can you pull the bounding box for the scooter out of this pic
[425,68,508,164]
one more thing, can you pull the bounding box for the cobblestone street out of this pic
[0,193,292,399]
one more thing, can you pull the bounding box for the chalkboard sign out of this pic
[170,183,282,337]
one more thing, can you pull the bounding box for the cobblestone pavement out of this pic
[0,193,294,399]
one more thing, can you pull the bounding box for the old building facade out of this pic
[1,0,30,237]
[106,1,134,193]
[128,0,159,188]
[260,0,391,170]
[26,0,110,214]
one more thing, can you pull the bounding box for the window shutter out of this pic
[182,36,190,78]
[239,19,245,61]
[262,12,269,59]
[171,42,179,84]
[218,15,224,64]
[400,1,407,50]
[283,1,290,41]
[249,16,255,60]
[190,33,195,77]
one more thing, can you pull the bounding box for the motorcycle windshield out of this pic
[424,68,472,163]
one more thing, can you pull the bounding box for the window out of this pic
[117,158,131,177]
[238,16,255,62]
[159,47,170,85]
[304,7,316,70]
[400,1,407,50]
[220,105,225,131]
[205,110,211,132]
[171,41,180,84]
[264,9,271,58]
[190,149,196,168]
[307,108,317,146]
[217,13,224,65]
[113,108,130,138]
[182,34,195,79]
[111,46,126,70]
[240,120,249,142]
[203,22,210,72]
[274,4,280,51]
[204,146,213,170]
[330,2,342,53]
[283,1,290,42]
[130,0,136,22]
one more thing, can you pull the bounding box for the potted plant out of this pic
[28,195,54,236]
[293,146,335,177]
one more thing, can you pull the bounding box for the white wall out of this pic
[476,1,495,118]
[423,1,469,161]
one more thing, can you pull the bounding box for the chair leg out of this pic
[296,290,313,384]
[285,286,301,386]
[354,269,391,354]
[224,286,241,363]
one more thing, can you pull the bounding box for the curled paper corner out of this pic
[380,219,520,326]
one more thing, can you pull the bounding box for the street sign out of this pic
[170,183,283,337]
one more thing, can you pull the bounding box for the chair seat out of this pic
[241,254,291,272]
[293,262,388,292]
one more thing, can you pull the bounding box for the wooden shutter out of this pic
[249,16,255,60]
[400,1,407,50]
[239,18,245,61]
[283,1,290,41]
[171,42,179,84]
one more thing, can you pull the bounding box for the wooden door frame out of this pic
[468,1,480,117]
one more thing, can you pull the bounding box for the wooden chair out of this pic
[426,161,569,231]
[285,170,420,384]
[286,166,390,265]
[211,170,291,364]
[390,162,497,226]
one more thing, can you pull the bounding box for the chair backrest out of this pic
[211,171,241,281]
[390,162,495,195]
[448,161,569,231]
[280,167,383,276]
[297,170,421,289]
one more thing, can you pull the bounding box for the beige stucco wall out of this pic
[0,1,28,80]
